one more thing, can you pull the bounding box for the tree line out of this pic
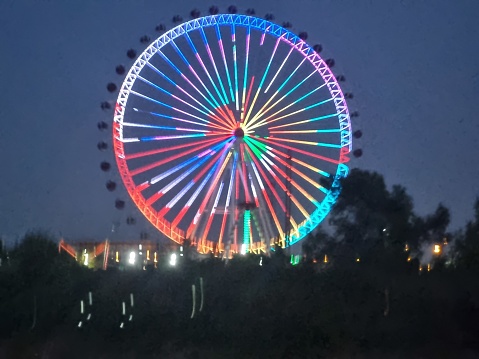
[1,169,478,358]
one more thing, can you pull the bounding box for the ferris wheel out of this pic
[112,14,353,255]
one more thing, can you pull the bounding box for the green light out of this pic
[244,210,251,249]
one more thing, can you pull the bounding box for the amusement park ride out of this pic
[94,6,362,258]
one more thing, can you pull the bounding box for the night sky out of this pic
[1,0,478,244]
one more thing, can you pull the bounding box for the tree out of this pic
[455,198,479,270]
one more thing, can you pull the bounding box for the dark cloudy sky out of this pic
[1,0,478,244]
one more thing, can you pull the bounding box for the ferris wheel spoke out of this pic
[137,74,218,120]
[251,138,331,178]
[161,141,232,220]
[177,40,234,126]
[255,137,341,165]
[122,121,227,134]
[244,56,306,128]
[130,107,226,132]
[145,63,230,127]
[218,153,237,248]
[231,23,240,111]
[269,128,341,135]
[247,71,322,130]
[146,139,232,206]
[245,139,318,216]
[175,37,236,127]
[253,80,326,128]
[244,149,286,241]
[245,136,328,193]
[214,24,235,104]
[185,32,228,106]
[129,136,228,176]
[240,26,251,116]
[249,97,334,131]
[264,136,342,149]
[123,132,223,143]
[157,50,220,112]
[130,90,225,128]
[200,181,225,243]
[187,150,233,238]
[243,35,282,125]
[125,137,221,160]
[263,46,294,94]
[171,158,221,229]
[199,27,230,107]
[268,113,339,130]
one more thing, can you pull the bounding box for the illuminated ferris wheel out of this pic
[112,14,353,255]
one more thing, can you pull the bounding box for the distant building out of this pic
[59,238,183,270]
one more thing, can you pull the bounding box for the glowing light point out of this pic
[169,253,177,266]
[129,251,136,265]
[433,244,441,254]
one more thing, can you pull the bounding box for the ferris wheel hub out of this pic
[233,127,245,139]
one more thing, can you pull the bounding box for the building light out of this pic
[154,252,157,263]
[404,243,409,252]
[139,244,142,250]
[240,244,247,255]
[129,251,135,265]
[146,250,150,260]
[324,254,328,263]
[407,256,411,262]
[83,253,89,266]
[433,245,441,254]
[116,251,119,262]
[169,253,177,266]
[427,263,431,272]
[356,257,360,262]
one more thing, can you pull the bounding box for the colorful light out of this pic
[112,14,352,253]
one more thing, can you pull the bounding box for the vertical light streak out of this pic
[243,76,255,122]
[241,27,251,114]
[200,27,229,106]
[215,24,235,103]
[244,210,251,249]
[231,24,239,111]
[202,181,224,243]
[220,153,237,247]
[249,176,260,208]
[240,144,252,203]
[260,26,268,46]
